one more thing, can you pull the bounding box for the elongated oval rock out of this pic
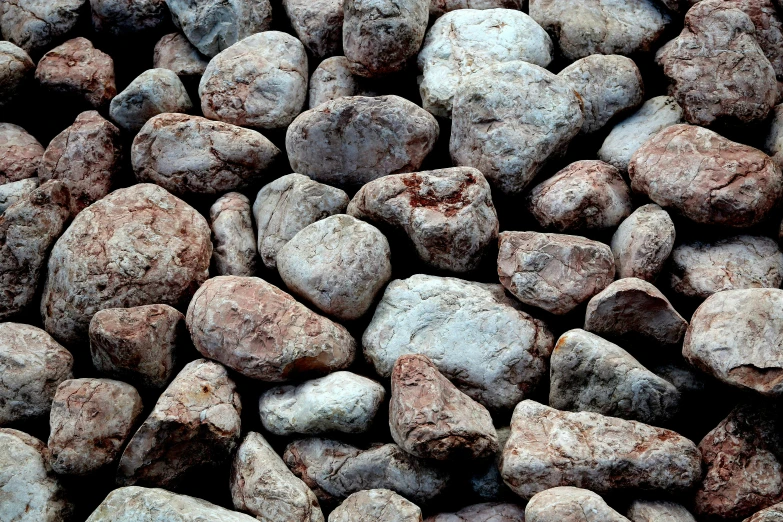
[330,489,422,522]
[210,193,258,277]
[0,41,34,110]
[611,204,676,282]
[627,500,696,522]
[526,486,629,522]
[0,178,39,214]
[109,68,192,133]
[0,123,43,185]
[426,503,526,522]
[186,276,356,382]
[499,400,702,499]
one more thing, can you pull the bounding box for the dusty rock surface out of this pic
[426,503,526,522]
[210,192,258,277]
[0,0,86,55]
[430,0,523,17]
[110,68,192,133]
[308,56,366,109]
[90,0,167,36]
[611,204,676,282]
[525,486,629,522]
[0,122,44,184]
[0,177,38,214]
[284,0,343,59]
[626,500,696,522]
[0,41,33,109]
[330,489,422,522]
[746,503,783,522]
[153,33,208,78]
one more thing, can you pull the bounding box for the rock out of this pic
[0,178,38,214]
[253,173,349,270]
[450,61,583,195]
[0,181,70,321]
[526,160,632,232]
[529,0,669,61]
[722,0,783,82]
[284,438,451,507]
[117,359,241,488]
[390,354,498,460]
[166,0,272,57]
[277,215,392,321]
[746,503,783,522]
[651,362,707,395]
[599,96,684,172]
[153,33,209,78]
[363,274,553,410]
[199,31,308,129]
[0,0,86,55]
[525,486,629,522]
[34,37,116,109]
[86,486,257,521]
[684,288,783,396]
[109,68,192,133]
[584,278,688,346]
[611,204,676,282]
[694,403,783,519]
[425,503,526,522]
[308,56,366,109]
[330,489,422,522]
[210,193,258,277]
[41,183,211,346]
[549,329,680,425]
[343,0,428,78]
[499,400,702,499]
[286,95,439,187]
[39,110,122,216]
[284,0,343,59]
[468,427,512,501]
[0,41,34,109]
[48,378,143,475]
[90,0,167,36]
[669,235,783,300]
[417,8,552,117]
[768,104,783,171]
[0,323,73,426]
[627,500,696,522]
[656,0,777,126]
[0,123,43,184]
[231,432,324,522]
[131,113,281,197]
[629,124,783,227]
[0,428,72,521]
[89,304,185,390]
[186,276,356,381]
[259,371,385,435]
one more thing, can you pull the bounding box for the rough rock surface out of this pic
[117,359,242,488]
[766,104,783,170]
[363,274,553,410]
[41,183,211,346]
[89,304,185,390]
[430,0,523,17]
[549,329,680,425]
[90,0,167,36]
[0,123,44,184]
[199,32,308,129]
[0,41,34,109]
[525,486,629,522]
[132,113,280,196]
[286,95,439,187]
[629,124,783,228]
[283,0,343,59]
[745,503,783,522]
[231,432,324,522]
[210,193,258,277]
[526,160,632,232]
[253,173,349,270]
[627,500,696,522]
[348,167,498,273]
[450,61,583,195]
[186,276,356,381]
[417,8,552,117]
[499,400,702,499]
[425,503,526,522]
[330,489,422,522]
[258,371,385,435]
[277,214,392,321]
[109,68,192,133]
[153,33,209,78]
[723,0,783,82]
[48,378,143,475]
[0,0,86,55]
[467,427,512,501]
[308,56,366,109]
[611,204,676,282]
[0,178,39,214]
[0,323,73,425]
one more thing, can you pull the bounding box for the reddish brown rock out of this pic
[153,33,209,78]
[425,503,526,522]
[0,123,43,184]
[721,0,783,83]
[330,489,422,522]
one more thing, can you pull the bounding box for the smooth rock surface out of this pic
[0,41,34,109]
[90,0,167,36]
[210,192,258,277]
[110,68,192,133]
[330,489,422,522]
[153,33,209,78]
[0,0,86,55]
[284,0,343,59]
[525,486,629,522]
[0,178,39,214]
[308,56,365,109]
[425,503,526,522]
[611,204,676,282]
[0,123,43,184]
[627,500,696,522]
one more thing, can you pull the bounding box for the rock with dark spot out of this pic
[525,487,629,522]
[284,0,343,59]
[0,0,86,55]
[330,489,422,522]
[110,68,192,133]
[611,204,676,282]
[210,193,258,277]
[90,0,167,36]
[0,178,39,214]
[0,41,34,109]
[153,33,209,78]
[0,123,43,185]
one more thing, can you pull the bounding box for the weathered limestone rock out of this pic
[499,400,702,499]
[48,378,143,475]
[0,41,34,109]
[90,0,167,36]
[117,359,242,488]
[0,178,38,214]
[259,371,385,435]
[0,0,86,55]
[330,490,422,522]
[430,0,523,18]
[721,0,783,83]
[525,487,629,522]
[284,0,343,59]
[450,61,583,195]
[611,204,676,282]
[627,500,697,522]
[0,123,43,184]
[110,68,192,133]
[153,33,209,78]
[363,274,553,410]
[426,503,526,522]
[308,56,366,109]
[186,276,356,381]
[210,193,258,277]
[746,503,783,522]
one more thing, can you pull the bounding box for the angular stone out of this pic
[330,489,422,522]
[425,503,526,522]
[627,500,696,522]
[525,487,629,522]
[153,33,209,78]
[110,68,192,133]
[0,0,86,55]
[90,0,167,36]
[363,274,553,410]
[186,276,356,381]
[611,204,676,282]
[0,41,33,109]
[746,503,783,522]
[210,193,258,277]
[283,0,343,59]
[0,123,43,184]
[308,56,366,109]
[0,178,38,214]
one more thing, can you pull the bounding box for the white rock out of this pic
[0,178,39,214]
[611,204,676,282]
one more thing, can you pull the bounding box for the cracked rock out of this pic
[0,123,43,185]
[0,0,86,55]
[330,489,422,522]
[0,41,33,109]
[347,167,498,273]
[525,486,629,522]
[284,0,343,59]
[110,68,192,133]
[0,178,38,214]
[186,275,356,381]
[48,378,143,475]
[627,500,697,522]
[425,503,526,522]
[611,204,676,282]
[90,0,167,36]
[153,33,209,78]
[308,56,368,109]
[210,193,258,277]
[746,503,783,522]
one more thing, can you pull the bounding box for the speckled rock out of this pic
[253,174,349,270]
[0,323,73,426]
[0,123,43,184]
[627,500,696,522]
[745,503,783,522]
[526,160,632,232]
[109,68,192,133]
[259,371,385,435]
[186,276,356,381]
[425,503,526,522]
[39,111,122,216]
[90,0,167,36]
[499,400,702,499]
[348,167,498,273]
[89,304,185,390]
[231,432,324,522]
[41,183,211,346]
[132,113,280,197]
[0,41,34,109]
[0,0,86,55]
[284,0,343,59]
[430,0,523,17]
[611,204,676,282]
[308,56,367,109]
[525,487,629,522]
[199,31,308,129]
[48,378,143,475]
[363,274,553,410]
[210,193,258,277]
[417,8,552,117]
[153,33,209,78]
[330,489,422,522]
[287,95,439,187]
[117,359,241,488]
[0,178,38,214]
[450,61,583,195]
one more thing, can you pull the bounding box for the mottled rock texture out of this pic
[330,489,422,522]
[425,503,526,522]
[0,178,38,214]
[308,56,365,109]
[110,68,192,133]
[284,0,343,59]
[525,486,629,522]
[611,204,676,282]
[0,0,86,55]
[0,123,43,184]
[626,500,696,522]
[430,0,523,17]
[722,0,783,83]
[153,33,209,78]
[210,192,258,277]
[90,0,167,36]
[746,503,783,522]
[0,41,34,109]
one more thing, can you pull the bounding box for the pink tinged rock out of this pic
[0,122,43,184]
[721,0,783,83]
[117,359,242,488]
[525,486,629,522]
[153,33,209,78]
[611,204,676,282]
[90,0,167,36]
[109,68,192,133]
[308,56,367,109]
[48,378,143,475]
[283,0,343,59]
[425,502,526,522]
[0,0,87,55]
[0,41,34,109]
[0,178,39,214]
[186,276,356,382]
[627,500,697,522]
[210,193,258,277]
[330,489,422,522]
[745,502,783,522]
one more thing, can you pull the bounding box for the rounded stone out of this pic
[0,123,43,185]
[308,56,365,109]
[90,0,167,36]
[0,41,34,109]
[109,68,193,133]
[0,0,86,55]
[627,500,696,522]
[153,33,209,78]
[283,0,343,59]
[430,0,524,18]
[611,204,676,282]
[525,487,629,522]
[425,503,526,522]
[330,489,422,522]
[210,192,258,277]
[0,178,39,214]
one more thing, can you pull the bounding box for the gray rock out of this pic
[0,41,33,109]
[210,192,258,277]
[651,362,707,395]
[767,103,783,171]
[153,33,209,78]
[468,427,513,501]
[430,0,523,18]
[90,0,167,36]
[0,178,38,214]
[330,489,422,522]
[0,123,43,185]
[745,503,783,522]
[627,500,696,522]
[284,0,343,59]
[525,487,629,522]
[0,0,86,55]
[109,68,192,133]
[611,204,676,282]
[425,503,526,522]
[308,56,366,109]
